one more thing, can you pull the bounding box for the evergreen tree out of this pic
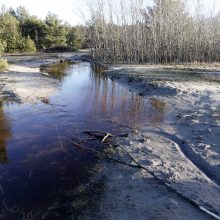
[66,27,82,49]
[0,5,83,53]
[0,12,22,52]
[21,16,46,50]
[16,5,29,23]
[0,40,6,55]
[20,36,37,53]
[44,12,67,48]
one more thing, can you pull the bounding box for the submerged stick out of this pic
[177,111,199,121]
[72,139,140,169]
[83,130,113,139]
[56,125,66,153]
[0,184,3,195]
[102,133,112,144]
[75,127,84,149]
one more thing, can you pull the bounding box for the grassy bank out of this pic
[0,59,7,69]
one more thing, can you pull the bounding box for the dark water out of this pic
[0,62,166,217]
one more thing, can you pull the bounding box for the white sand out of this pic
[84,66,220,219]
[0,64,59,103]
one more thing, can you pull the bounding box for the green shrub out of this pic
[0,41,6,55]
[19,36,37,53]
[0,59,7,69]
[44,45,76,53]
[24,37,37,53]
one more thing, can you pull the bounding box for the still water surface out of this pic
[0,62,166,214]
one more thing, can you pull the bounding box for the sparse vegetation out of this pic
[0,59,7,69]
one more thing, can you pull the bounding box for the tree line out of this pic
[0,5,85,54]
[87,0,220,64]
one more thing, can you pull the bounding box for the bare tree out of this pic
[87,0,220,64]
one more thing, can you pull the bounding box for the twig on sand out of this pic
[199,207,220,220]
[72,131,139,168]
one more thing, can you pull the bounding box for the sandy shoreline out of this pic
[87,66,220,219]
[0,64,59,103]
[0,52,86,103]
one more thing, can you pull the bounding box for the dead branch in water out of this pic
[83,130,113,139]
[0,184,3,195]
[177,111,199,122]
[101,133,112,144]
[56,125,66,153]
[72,130,139,168]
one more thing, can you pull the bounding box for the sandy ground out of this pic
[3,52,79,67]
[82,67,220,219]
[0,64,59,103]
[0,52,85,103]
[83,160,213,220]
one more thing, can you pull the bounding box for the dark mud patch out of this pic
[106,69,177,97]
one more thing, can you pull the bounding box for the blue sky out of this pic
[0,0,87,25]
[1,0,220,25]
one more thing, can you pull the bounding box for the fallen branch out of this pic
[102,133,112,144]
[72,130,220,219]
[72,139,140,169]
[177,111,199,122]
[83,130,113,139]
[0,185,3,195]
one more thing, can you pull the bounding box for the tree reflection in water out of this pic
[0,101,11,163]
[88,64,166,124]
